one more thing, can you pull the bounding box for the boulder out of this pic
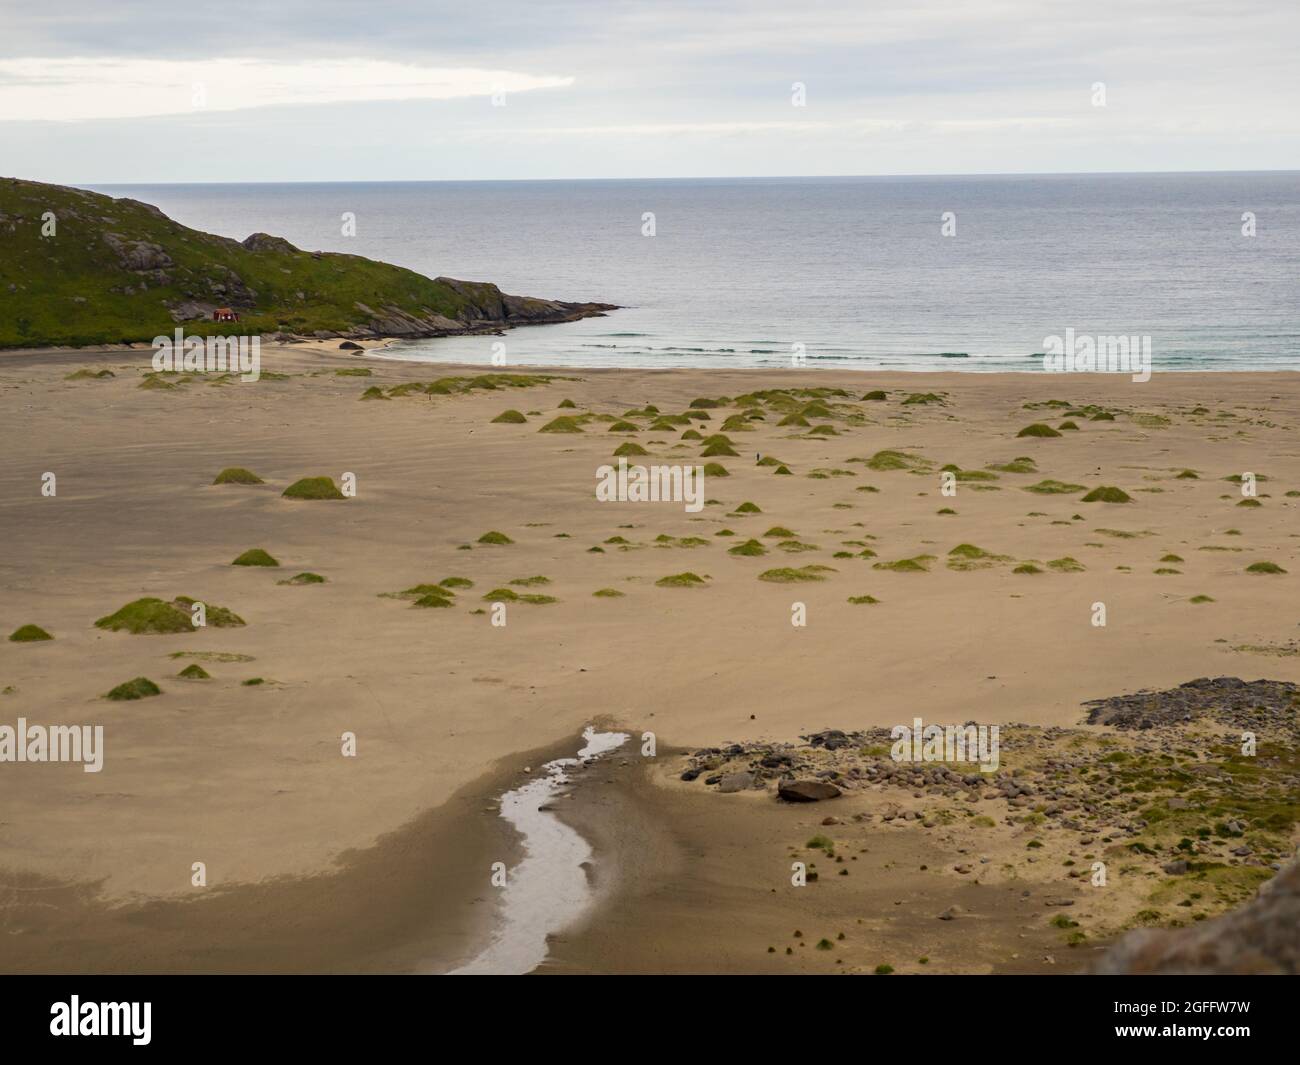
[778,779,841,803]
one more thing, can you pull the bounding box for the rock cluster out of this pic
[1083,676,1298,736]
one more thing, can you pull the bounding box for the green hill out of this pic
[0,177,615,349]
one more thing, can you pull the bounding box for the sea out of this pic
[91,173,1300,372]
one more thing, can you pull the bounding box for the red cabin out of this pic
[213,307,239,322]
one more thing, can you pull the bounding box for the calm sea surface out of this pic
[94,174,1300,371]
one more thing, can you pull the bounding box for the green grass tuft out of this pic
[539,416,584,433]
[177,663,211,679]
[1081,486,1132,503]
[492,409,527,424]
[232,548,279,567]
[1017,423,1062,438]
[655,572,708,588]
[105,677,161,701]
[95,597,244,634]
[1024,479,1085,495]
[759,565,834,583]
[213,467,264,485]
[477,530,514,545]
[282,476,345,500]
[8,624,52,642]
[278,572,326,585]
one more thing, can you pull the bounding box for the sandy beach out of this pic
[2,343,1297,973]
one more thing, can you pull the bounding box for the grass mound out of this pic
[733,501,762,514]
[865,450,928,472]
[1017,423,1062,438]
[213,467,264,485]
[8,624,53,642]
[728,539,767,556]
[1245,561,1286,574]
[702,462,729,477]
[872,555,934,573]
[282,477,345,500]
[593,588,625,597]
[988,457,1038,474]
[1081,486,1132,503]
[763,526,795,538]
[440,577,473,589]
[1047,557,1086,572]
[614,442,649,457]
[105,677,161,701]
[946,544,1010,571]
[758,565,834,583]
[361,386,389,400]
[608,420,639,432]
[655,572,708,588]
[482,587,557,604]
[278,572,326,585]
[65,368,115,380]
[847,594,881,605]
[861,390,888,401]
[492,409,527,424]
[95,596,244,634]
[1013,563,1043,574]
[701,442,739,457]
[1024,479,1085,495]
[232,548,279,567]
[177,663,211,679]
[539,416,584,433]
[477,530,514,545]
[413,593,454,608]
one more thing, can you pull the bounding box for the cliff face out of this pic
[0,177,615,348]
[1094,856,1299,974]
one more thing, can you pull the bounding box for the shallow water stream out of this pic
[448,726,628,975]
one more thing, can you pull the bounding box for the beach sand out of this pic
[1,343,1297,972]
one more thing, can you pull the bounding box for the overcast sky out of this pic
[1,0,1297,183]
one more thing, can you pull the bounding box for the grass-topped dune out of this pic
[655,572,709,588]
[104,677,162,701]
[213,467,264,485]
[759,565,835,583]
[282,477,345,500]
[0,177,615,348]
[8,624,53,642]
[232,548,279,567]
[95,596,245,634]
[1081,486,1132,504]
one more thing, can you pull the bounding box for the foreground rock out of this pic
[778,780,841,803]
[1095,856,1299,974]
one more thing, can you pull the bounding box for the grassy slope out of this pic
[0,177,531,348]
